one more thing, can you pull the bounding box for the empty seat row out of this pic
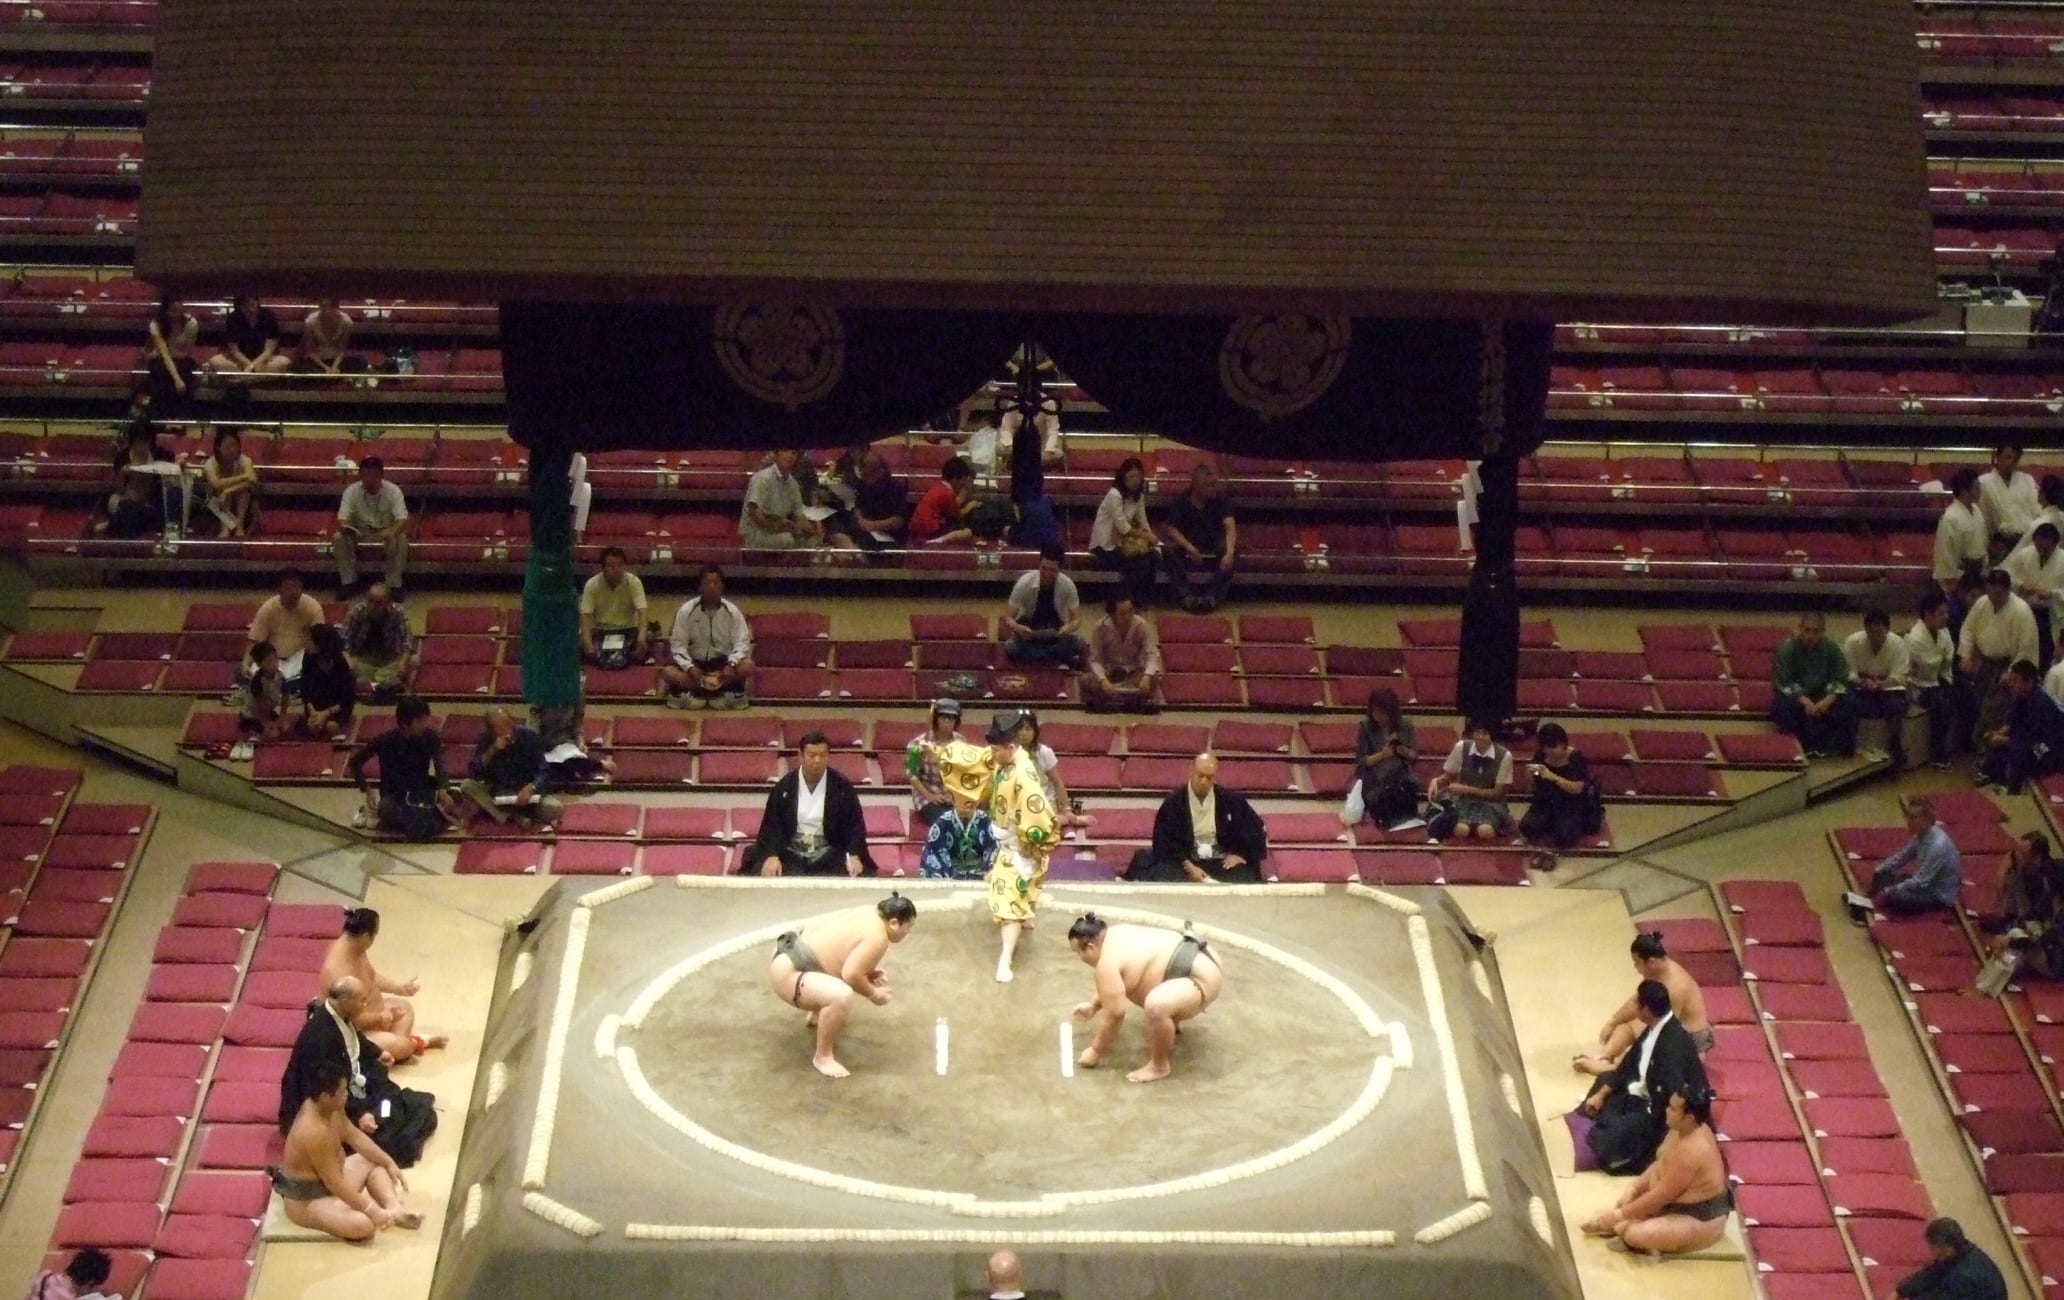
[1552,364,2064,416]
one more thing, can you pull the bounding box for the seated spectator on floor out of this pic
[1581,1084,1731,1256]
[530,693,615,783]
[1575,932,1712,1076]
[1869,797,1963,918]
[274,1059,422,1241]
[1975,833,2064,995]
[2006,522,2064,667]
[1427,718,1514,842]
[659,566,754,709]
[1119,753,1269,884]
[1340,687,1421,831]
[294,298,368,375]
[919,740,998,881]
[298,624,356,741]
[1909,590,1968,769]
[27,1248,114,1300]
[278,976,436,1166]
[345,695,457,839]
[340,582,417,697]
[906,697,963,827]
[1978,659,2064,794]
[1935,467,1989,600]
[1015,710,1091,833]
[1161,461,1237,613]
[238,642,289,742]
[840,449,909,550]
[247,567,324,684]
[1962,568,2040,740]
[146,295,198,408]
[320,906,446,1065]
[205,293,291,379]
[1843,607,1911,764]
[459,706,563,831]
[1981,443,2039,551]
[579,546,651,669]
[740,447,843,551]
[1577,979,1707,1176]
[1891,1218,2009,1300]
[1088,456,1159,603]
[335,456,410,598]
[98,419,179,539]
[200,426,259,538]
[1772,611,1857,758]
[1002,546,1086,669]
[1519,722,1602,864]
[1080,594,1162,712]
[909,455,977,545]
[749,731,875,877]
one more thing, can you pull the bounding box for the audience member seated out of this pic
[1580,1084,1731,1257]
[1520,722,1601,866]
[906,697,963,827]
[579,546,652,669]
[96,419,178,540]
[998,399,1065,467]
[1908,590,1966,769]
[1975,832,2064,995]
[975,1248,1061,1300]
[837,449,910,551]
[2007,522,2064,667]
[274,1059,422,1241]
[1080,594,1163,712]
[1981,442,2039,551]
[299,624,356,741]
[247,566,323,684]
[1339,687,1421,832]
[1890,1218,2008,1300]
[294,298,368,375]
[659,566,754,709]
[1869,797,1963,918]
[200,427,259,538]
[346,695,457,839]
[1161,461,1238,613]
[1575,932,1712,1076]
[1120,753,1269,884]
[459,706,563,831]
[531,694,615,783]
[909,455,977,545]
[750,731,875,877]
[1772,611,1857,758]
[1935,467,1988,600]
[320,907,445,1066]
[1978,659,2064,793]
[335,456,410,599]
[278,976,436,1166]
[1577,979,1707,1176]
[1844,606,1911,764]
[27,1248,115,1300]
[145,295,199,408]
[740,447,846,551]
[1427,718,1514,842]
[238,642,289,744]
[1001,546,1086,669]
[341,582,417,698]
[1962,568,2040,739]
[1014,710,1091,833]
[918,740,999,881]
[204,293,291,379]
[1088,456,1159,603]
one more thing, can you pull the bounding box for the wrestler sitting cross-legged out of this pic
[271,1057,422,1241]
[1574,931,1711,1076]
[766,892,918,1079]
[1581,1083,1732,1256]
[321,907,446,1065]
[1067,912,1226,1084]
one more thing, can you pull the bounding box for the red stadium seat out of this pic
[641,844,730,876]
[453,840,549,875]
[549,840,637,875]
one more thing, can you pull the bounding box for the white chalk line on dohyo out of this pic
[523,1190,603,1239]
[1527,1196,1553,1248]
[461,1183,483,1238]
[1500,1072,1523,1118]
[1387,1021,1415,1070]
[1345,882,1424,916]
[1470,956,1493,1001]
[626,1224,1397,1247]
[509,950,533,993]
[1408,913,1491,1210]
[595,1013,620,1060]
[1415,1200,1494,1245]
[484,1061,508,1110]
[674,875,976,892]
[580,874,655,909]
[521,903,590,1191]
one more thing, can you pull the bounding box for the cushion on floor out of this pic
[193,1123,282,1170]
[1826,1173,1931,1221]
[1753,983,1851,1022]
[0,938,89,978]
[182,861,279,896]
[1952,1071,2053,1113]
[0,1047,45,1087]
[556,801,643,837]
[170,894,268,930]
[212,1045,290,1083]
[145,964,237,1004]
[638,806,729,840]
[152,928,244,965]
[64,1159,169,1205]
[1890,954,1979,993]
[152,1212,258,1259]
[1742,947,1833,984]
[1645,917,1731,953]
[52,1200,160,1249]
[1786,1059,1886,1099]
[1675,951,1743,986]
[12,899,111,938]
[1936,1033,2034,1074]
[1845,1217,1937,1270]
[1816,1136,1918,1179]
[2005,1191,2064,1236]
[99,1075,199,1118]
[237,969,315,1009]
[1984,1153,2064,1194]
[143,1258,254,1300]
[640,844,730,876]
[1758,1278,1868,1300]
[548,840,638,875]
[1773,1022,1870,1060]
[264,902,346,937]
[1703,986,1757,1025]
[248,936,327,973]
[1870,918,1968,957]
[107,1041,207,1081]
[1915,992,2013,1035]
[0,1010,65,1049]
[1738,910,1825,947]
[81,1115,183,1159]
[1961,1108,2064,1156]
[170,1171,271,1219]
[1745,1225,1851,1273]
[1721,1140,1819,1185]
[1713,1095,1800,1142]
[221,1003,305,1047]
[0,976,77,1012]
[201,1079,282,1124]
[1803,1096,1899,1137]
[128,1002,227,1044]
[454,840,549,875]
[1736,1184,1835,1228]
[1719,879,1809,913]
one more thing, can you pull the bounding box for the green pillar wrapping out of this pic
[521,443,581,709]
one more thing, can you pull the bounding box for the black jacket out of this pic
[1589,1015,1708,1129]
[1139,783,1269,882]
[278,1000,391,1132]
[748,768,875,874]
[1897,1245,2008,1299]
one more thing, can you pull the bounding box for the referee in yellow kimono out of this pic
[983,710,1058,983]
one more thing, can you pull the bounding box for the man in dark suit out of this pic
[1578,979,1706,1175]
[1121,753,1270,884]
[278,977,436,1166]
[749,730,877,876]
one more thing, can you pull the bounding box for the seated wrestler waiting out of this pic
[1426,718,1515,842]
[767,893,918,1079]
[1575,931,1712,1076]
[1068,912,1227,1084]
[272,1057,422,1241]
[918,740,999,881]
[1120,753,1270,884]
[750,731,876,877]
[459,707,564,830]
[1577,979,1708,1176]
[1581,1083,1732,1255]
[320,907,446,1066]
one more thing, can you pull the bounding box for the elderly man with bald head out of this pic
[961,1247,1062,1300]
[458,706,562,828]
[277,975,439,1166]
[1120,752,1270,884]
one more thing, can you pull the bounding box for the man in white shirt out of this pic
[1960,568,2041,738]
[739,447,853,551]
[1980,443,2040,546]
[2009,471,2064,560]
[1844,607,1911,765]
[2004,522,2064,667]
[246,566,325,682]
[658,565,755,708]
[334,456,409,598]
[1934,467,1989,596]
[1907,590,1966,769]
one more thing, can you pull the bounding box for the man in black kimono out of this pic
[748,730,877,877]
[1578,979,1707,1175]
[1122,753,1270,884]
[278,977,436,1167]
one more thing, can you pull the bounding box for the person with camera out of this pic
[1519,723,1602,868]
[1339,687,1420,831]
[1088,456,1159,603]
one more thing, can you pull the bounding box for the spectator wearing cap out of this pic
[335,455,409,599]
[1002,545,1085,669]
[906,698,963,826]
[1961,568,2041,739]
[1891,1217,2008,1299]
[2005,521,2064,668]
[1080,592,1162,712]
